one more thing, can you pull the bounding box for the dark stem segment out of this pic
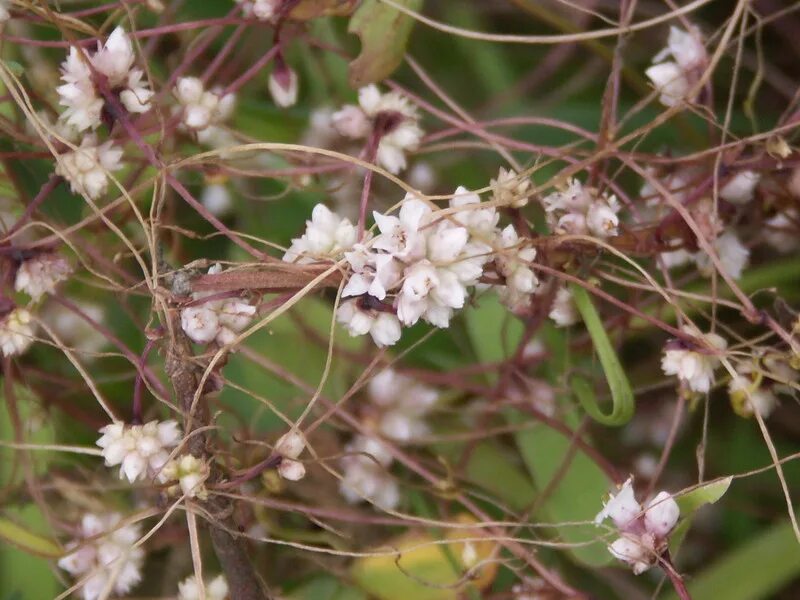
[661,551,692,600]
[165,322,269,600]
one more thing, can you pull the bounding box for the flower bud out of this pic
[278,458,306,481]
[644,491,680,537]
[276,429,305,459]
[269,63,298,108]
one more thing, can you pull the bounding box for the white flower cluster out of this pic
[15,252,72,300]
[338,370,438,509]
[180,264,257,345]
[285,188,539,346]
[96,419,182,483]
[332,84,424,174]
[58,513,144,600]
[174,77,236,142]
[661,325,727,393]
[236,0,279,20]
[542,179,621,239]
[595,477,680,574]
[368,369,438,442]
[178,574,229,600]
[55,134,124,200]
[0,308,36,356]
[58,27,153,132]
[275,429,307,481]
[0,0,9,23]
[645,26,707,107]
[339,434,399,510]
[161,454,210,499]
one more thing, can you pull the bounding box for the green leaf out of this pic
[569,284,634,426]
[664,520,800,600]
[347,0,423,87]
[510,408,612,566]
[675,477,733,514]
[463,294,612,566]
[0,518,61,558]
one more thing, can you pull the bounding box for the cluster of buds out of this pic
[542,179,622,239]
[180,264,257,346]
[595,477,680,574]
[275,428,308,481]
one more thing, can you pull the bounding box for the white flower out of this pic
[548,287,578,327]
[340,435,399,510]
[655,26,707,71]
[283,204,357,264]
[178,574,229,600]
[658,248,693,270]
[15,253,72,300]
[181,305,220,344]
[342,244,402,301]
[764,210,799,253]
[368,369,438,442]
[491,167,531,208]
[0,308,35,356]
[57,48,104,131]
[595,477,641,530]
[58,513,144,600]
[646,26,706,107]
[268,66,299,108]
[586,197,620,238]
[608,536,652,575]
[450,186,498,239]
[694,231,749,280]
[161,454,209,499]
[372,195,430,261]
[0,0,10,22]
[96,420,182,483]
[542,178,593,214]
[336,300,402,347]
[174,77,236,133]
[661,326,727,393]
[57,27,152,131]
[55,135,123,200]
[331,105,371,139]
[494,225,539,311]
[720,170,760,204]
[643,491,680,538]
[237,0,280,20]
[202,182,233,217]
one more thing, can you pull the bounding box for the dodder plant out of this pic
[0,1,799,599]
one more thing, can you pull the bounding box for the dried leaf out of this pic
[347,0,424,87]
